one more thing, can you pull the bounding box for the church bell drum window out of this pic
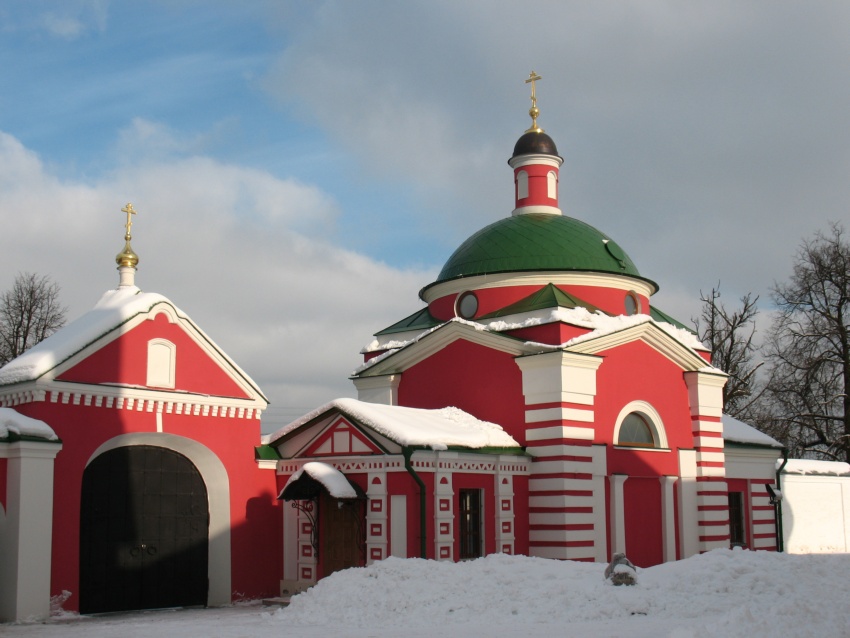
[456,291,479,320]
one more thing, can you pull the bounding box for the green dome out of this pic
[429,214,656,289]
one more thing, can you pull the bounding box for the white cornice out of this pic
[353,321,541,378]
[564,321,714,372]
[0,379,265,419]
[511,205,562,216]
[508,154,563,169]
[421,271,656,304]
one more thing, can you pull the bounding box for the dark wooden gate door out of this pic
[320,496,364,578]
[80,445,209,614]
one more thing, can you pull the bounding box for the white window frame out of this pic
[613,401,669,450]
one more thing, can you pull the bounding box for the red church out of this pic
[262,74,783,592]
[0,75,782,621]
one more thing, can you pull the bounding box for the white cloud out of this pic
[32,0,108,39]
[0,129,433,430]
[258,0,850,333]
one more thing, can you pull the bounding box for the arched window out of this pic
[624,291,641,316]
[147,339,176,389]
[613,402,669,449]
[517,171,529,199]
[547,170,557,199]
[618,413,654,447]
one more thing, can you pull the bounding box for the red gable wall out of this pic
[58,312,251,399]
[397,339,527,444]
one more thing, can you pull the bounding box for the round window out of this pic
[456,291,479,319]
[624,292,640,316]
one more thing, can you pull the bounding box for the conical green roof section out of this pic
[376,307,442,336]
[426,214,656,293]
[478,283,607,319]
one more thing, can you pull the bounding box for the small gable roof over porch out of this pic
[263,398,521,457]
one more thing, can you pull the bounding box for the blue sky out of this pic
[1,1,849,428]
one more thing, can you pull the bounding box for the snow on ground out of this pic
[5,549,849,638]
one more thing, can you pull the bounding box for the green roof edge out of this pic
[376,307,442,336]
[650,306,696,334]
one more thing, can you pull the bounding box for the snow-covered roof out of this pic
[780,458,850,476]
[489,308,706,352]
[357,310,710,376]
[722,414,783,448]
[0,286,180,385]
[264,398,521,451]
[0,407,58,441]
[282,461,360,499]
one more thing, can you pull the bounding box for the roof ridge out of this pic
[478,283,606,319]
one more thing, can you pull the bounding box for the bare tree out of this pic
[694,285,762,419]
[764,223,850,461]
[0,272,67,366]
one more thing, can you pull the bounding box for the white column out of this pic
[0,440,62,623]
[660,476,678,562]
[609,474,628,555]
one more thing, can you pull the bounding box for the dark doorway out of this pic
[320,496,365,578]
[80,445,209,614]
[728,491,747,547]
[459,489,483,559]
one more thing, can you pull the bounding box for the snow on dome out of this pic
[781,458,850,476]
[264,398,521,451]
[0,286,184,385]
[0,407,58,441]
[722,414,783,448]
[283,461,359,499]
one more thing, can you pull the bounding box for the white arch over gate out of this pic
[86,433,231,606]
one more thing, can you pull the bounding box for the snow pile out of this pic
[284,462,359,499]
[265,398,520,450]
[275,550,850,637]
[5,550,850,637]
[0,286,180,385]
[0,407,58,440]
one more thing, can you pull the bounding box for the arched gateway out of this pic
[79,445,209,613]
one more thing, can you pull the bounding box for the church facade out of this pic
[0,77,782,621]
[262,77,783,591]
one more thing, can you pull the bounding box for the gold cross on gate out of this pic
[121,202,136,237]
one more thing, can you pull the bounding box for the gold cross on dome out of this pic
[525,71,544,133]
[121,202,136,237]
[526,71,542,107]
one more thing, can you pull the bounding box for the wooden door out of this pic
[80,445,209,614]
[320,496,364,578]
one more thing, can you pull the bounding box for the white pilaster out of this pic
[609,474,628,555]
[0,440,63,623]
[660,476,678,562]
[366,470,388,564]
